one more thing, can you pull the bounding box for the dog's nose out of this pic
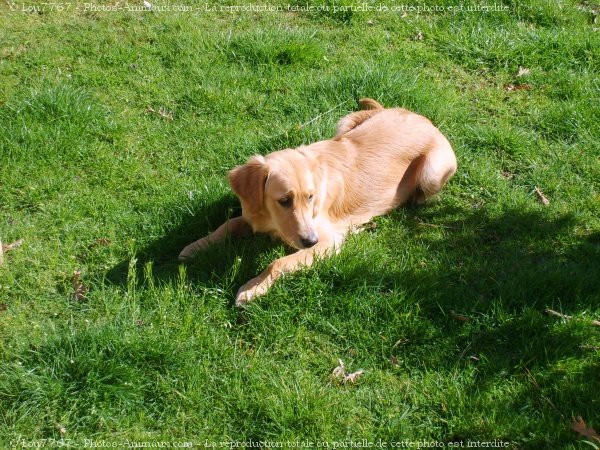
[300,233,319,248]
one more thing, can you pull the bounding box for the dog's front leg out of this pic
[178,216,252,261]
[235,242,333,306]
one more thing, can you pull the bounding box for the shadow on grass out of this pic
[320,204,599,444]
[334,203,599,359]
[107,192,599,316]
[106,193,600,311]
[103,129,315,295]
[104,194,287,302]
[402,204,599,310]
[100,195,598,444]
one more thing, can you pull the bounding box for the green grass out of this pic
[1,0,599,448]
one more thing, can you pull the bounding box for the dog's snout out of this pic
[300,233,319,248]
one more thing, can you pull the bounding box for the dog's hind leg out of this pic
[412,142,457,204]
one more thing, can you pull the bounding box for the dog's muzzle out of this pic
[300,232,319,248]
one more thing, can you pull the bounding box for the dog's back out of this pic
[317,100,456,221]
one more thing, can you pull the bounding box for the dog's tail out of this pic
[358,98,384,110]
[334,98,384,139]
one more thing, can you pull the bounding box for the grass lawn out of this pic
[1,0,599,448]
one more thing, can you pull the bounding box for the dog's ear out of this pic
[228,155,268,214]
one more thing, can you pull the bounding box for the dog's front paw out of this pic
[235,278,269,307]
[178,238,210,261]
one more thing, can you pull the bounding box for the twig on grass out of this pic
[255,100,353,149]
[298,100,351,129]
[457,332,483,362]
[545,308,600,327]
[545,308,573,320]
[579,345,600,351]
[414,218,458,229]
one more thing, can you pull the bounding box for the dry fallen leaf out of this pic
[517,66,531,77]
[332,359,365,384]
[414,31,424,41]
[71,270,87,301]
[504,83,531,92]
[146,106,173,120]
[1,238,24,266]
[1,45,27,59]
[534,187,550,206]
[450,310,471,323]
[343,370,364,384]
[90,237,111,248]
[572,416,600,443]
[2,239,24,252]
[332,359,346,379]
[362,221,377,232]
[77,238,112,261]
[545,308,600,327]
[158,107,173,120]
[501,170,515,180]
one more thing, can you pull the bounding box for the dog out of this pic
[179,98,457,305]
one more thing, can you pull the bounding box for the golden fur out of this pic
[179,99,457,305]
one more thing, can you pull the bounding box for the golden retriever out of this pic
[179,98,457,305]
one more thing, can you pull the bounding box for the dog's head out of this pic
[228,149,325,250]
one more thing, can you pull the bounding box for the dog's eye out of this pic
[278,197,292,208]
[308,194,314,201]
